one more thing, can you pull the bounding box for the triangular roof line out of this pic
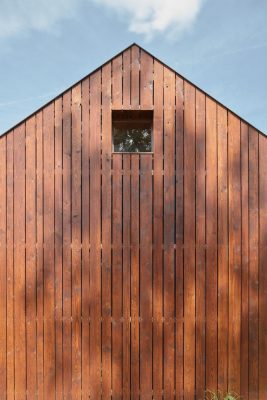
[1,42,266,138]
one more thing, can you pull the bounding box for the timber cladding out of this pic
[0,43,266,399]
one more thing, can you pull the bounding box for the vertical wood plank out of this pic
[0,136,7,398]
[14,124,26,399]
[153,60,164,400]
[112,53,123,399]
[89,71,102,399]
[248,127,259,399]
[62,91,72,399]
[81,77,90,398]
[140,50,153,109]
[55,97,63,399]
[123,49,131,109]
[195,90,206,400]
[71,84,82,399]
[183,82,196,399]
[130,45,140,108]
[112,155,123,398]
[228,112,241,394]
[43,103,55,399]
[217,105,228,394]
[26,116,37,398]
[140,155,153,399]
[130,155,140,400]
[175,75,184,400]
[163,67,175,399]
[122,49,131,398]
[6,132,14,400]
[101,64,112,399]
[123,154,131,399]
[259,133,267,400]
[206,98,218,392]
[36,111,44,400]
[140,49,154,400]
[112,55,122,109]
[241,122,249,399]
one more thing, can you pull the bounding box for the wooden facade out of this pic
[0,43,266,399]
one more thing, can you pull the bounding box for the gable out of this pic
[0,43,266,399]
[0,42,266,140]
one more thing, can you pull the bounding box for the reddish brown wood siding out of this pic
[0,44,266,399]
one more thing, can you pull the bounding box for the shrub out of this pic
[205,390,241,400]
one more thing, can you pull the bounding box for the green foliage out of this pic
[113,127,152,152]
[205,390,241,400]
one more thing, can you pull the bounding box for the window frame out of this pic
[111,109,154,154]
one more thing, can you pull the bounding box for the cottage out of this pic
[0,43,266,399]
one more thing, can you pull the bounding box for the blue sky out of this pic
[1,0,267,135]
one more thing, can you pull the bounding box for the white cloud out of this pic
[0,0,78,38]
[0,0,204,39]
[92,0,204,37]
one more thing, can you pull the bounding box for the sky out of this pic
[0,0,267,135]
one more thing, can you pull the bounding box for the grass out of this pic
[205,390,241,400]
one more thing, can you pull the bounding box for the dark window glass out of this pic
[112,110,153,153]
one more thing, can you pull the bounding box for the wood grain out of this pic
[43,103,55,399]
[196,89,206,400]
[248,127,259,399]
[206,97,218,393]
[259,133,267,400]
[26,116,37,398]
[184,81,196,399]
[0,135,6,398]
[153,59,164,400]
[6,131,14,400]
[0,44,266,399]
[228,113,241,394]
[217,105,228,395]
[14,124,26,398]
[89,71,102,399]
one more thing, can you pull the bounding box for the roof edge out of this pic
[1,42,266,138]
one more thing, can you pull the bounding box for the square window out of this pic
[112,110,153,153]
